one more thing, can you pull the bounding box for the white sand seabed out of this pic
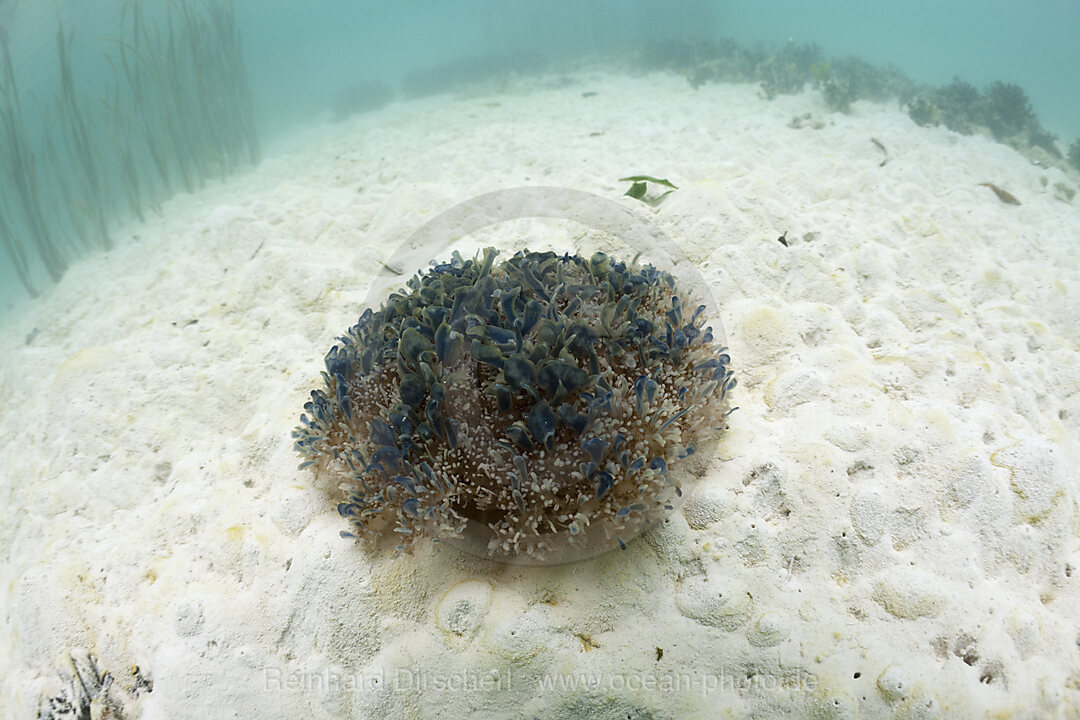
[1,71,1079,718]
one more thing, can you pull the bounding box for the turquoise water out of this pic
[231,0,1080,139]
[1,0,1079,311]
[244,0,1080,139]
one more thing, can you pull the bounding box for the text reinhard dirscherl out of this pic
[263,667,818,696]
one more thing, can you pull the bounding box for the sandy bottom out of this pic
[1,70,1079,719]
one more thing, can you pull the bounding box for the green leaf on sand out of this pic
[619,175,678,190]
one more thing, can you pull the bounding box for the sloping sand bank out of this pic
[1,71,1078,718]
